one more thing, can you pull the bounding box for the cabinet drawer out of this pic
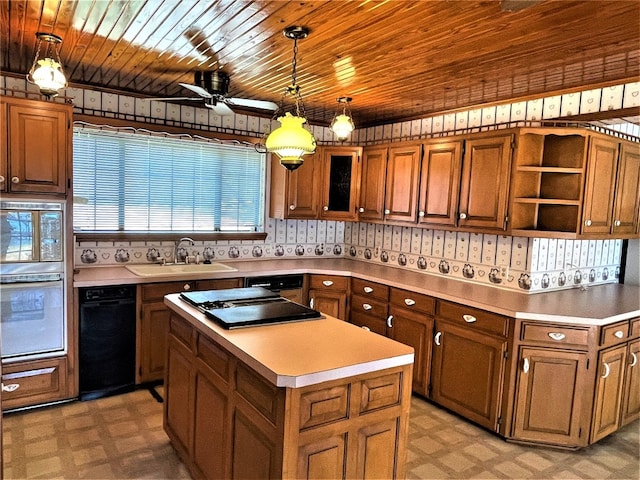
[170,315,194,350]
[521,323,591,347]
[197,335,231,382]
[299,384,349,430]
[2,357,67,410]
[630,318,640,339]
[351,294,388,320]
[389,288,435,315]
[600,321,629,347]
[142,281,196,302]
[360,372,401,413]
[436,300,509,337]
[351,278,389,301]
[196,278,242,290]
[309,275,348,291]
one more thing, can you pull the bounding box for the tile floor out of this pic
[3,387,639,479]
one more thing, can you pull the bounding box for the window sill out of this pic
[74,232,268,243]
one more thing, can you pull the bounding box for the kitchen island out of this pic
[163,293,414,480]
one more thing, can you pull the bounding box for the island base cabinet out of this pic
[164,313,412,480]
[511,347,589,448]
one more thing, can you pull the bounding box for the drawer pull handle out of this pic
[601,362,611,379]
[463,314,476,323]
[322,280,334,287]
[523,358,530,373]
[434,331,442,346]
[362,303,372,311]
[614,330,624,339]
[309,298,314,309]
[2,383,19,392]
[386,315,393,328]
[183,283,191,291]
[548,332,566,341]
[404,298,416,306]
[363,286,373,293]
[361,326,371,332]
[630,352,638,367]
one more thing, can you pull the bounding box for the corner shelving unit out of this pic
[510,129,587,237]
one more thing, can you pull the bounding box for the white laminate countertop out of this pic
[164,293,415,388]
[74,258,640,326]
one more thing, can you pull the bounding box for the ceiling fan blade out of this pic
[227,97,279,111]
[148,97,202,101]
[179,82,212,98]
[205,101,234,116]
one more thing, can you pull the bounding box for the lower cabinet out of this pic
[164,312,411,480]
[308,275,349,321]
[620,339,640,426]
[1,356,68,410]
[138,278,241,383]
[591,345,627,443]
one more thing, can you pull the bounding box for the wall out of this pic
[2,74,637,294]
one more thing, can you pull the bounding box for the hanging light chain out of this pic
[291,38,298,88]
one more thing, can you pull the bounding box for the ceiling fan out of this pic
[165,70,278,116]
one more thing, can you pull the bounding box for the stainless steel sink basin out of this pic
[125,263,237,277]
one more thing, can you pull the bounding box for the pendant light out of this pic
[331,97,355,141]
[265,26,317,171]
[26,33,68,98]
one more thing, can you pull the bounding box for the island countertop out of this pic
[163,293,415,388]
[76,258,640,325]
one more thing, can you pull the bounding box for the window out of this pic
[73,128,266,233]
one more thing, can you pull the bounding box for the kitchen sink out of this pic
[125,263,238,277]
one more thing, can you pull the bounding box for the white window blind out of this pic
[73,128,266,233]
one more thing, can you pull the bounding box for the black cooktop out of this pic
[180,287,322,329]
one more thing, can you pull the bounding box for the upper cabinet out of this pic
[319,146,362,221]
[1,96,71,195]
[358,145,388,222]
[384,143,422,223]
[270,149,320,219]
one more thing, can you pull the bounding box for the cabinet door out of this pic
[164,335,194,456]
[297,435,347,480]
[512,347,588,447]
[611,142,640,235]
[591,345,627,443]
[582,137,620,234]
[430,321,506,431]
[319,146,362,221]
[0,101,7,192]
[309,289,347,320]
[458,135,512,229]
[384,144,421,223]
[270,151,319,219]
[388,306,433,396]
[7,100,69,194]
[353,419,400,480]
[139,302,171,383]
[620,339,640,427]
[358,146,388,222]
[418,140,463,227]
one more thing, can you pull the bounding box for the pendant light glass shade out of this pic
[265,26,317,170]
[331,97,355,142]
[265,113,317,170]
[27,33,68,98]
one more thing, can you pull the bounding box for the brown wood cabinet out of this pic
[591,344,627,443]
[1,96,71,195]
[418,140,463,227]
[621,338,640,426]
[357,145,388,222]
[164,312,412,480]
[383,143,422,223]
[308,274,349,321]
[137,278,241,383]
[612,143,640,235]
[270,150,320,219]
[319,146,362,221]
[1,357,68,410]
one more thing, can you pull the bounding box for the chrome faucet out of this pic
[175,237,195,264]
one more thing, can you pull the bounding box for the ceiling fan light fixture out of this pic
[331,97,355,141]
[27,32,67,98]
[266,26,317,170]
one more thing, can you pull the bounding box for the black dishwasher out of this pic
[79,285,136,401]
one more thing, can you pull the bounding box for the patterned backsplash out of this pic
[75,218,622,294]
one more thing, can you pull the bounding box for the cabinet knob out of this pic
[11,176,20,184]
[630,352,638,367]
[614,220,621,227]
[322,280,334,287]
[601,362,611,379]
[463,314,476,323]
[386,315,394,328]
[418,211,425,217]
[323,206,329,211]
[359,207,365,213]
[0,175,4,183]
[459,212,467,220]
[614,330,624,339]
[384,209,390,215]
[585,219,592,226]
[363,286,373,294]
[523,358,530,373]
[183,283,191,291]
[362,303,372,311]
[2,383,20,392]
[309,298,314,309]
[404,298,416,306]
[289,204,295,210]
[548,332,566,341]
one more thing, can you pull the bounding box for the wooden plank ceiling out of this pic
[1,0,639,127]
